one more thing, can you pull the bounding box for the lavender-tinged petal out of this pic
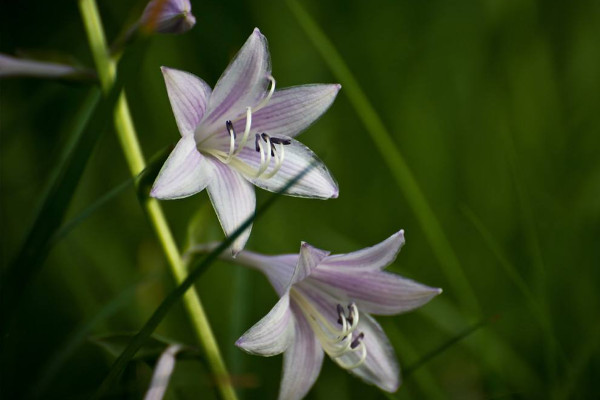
[231,84,341,139]
[233,138,338,199]
[319,230,405,271]
[203,28,271,128]
[236,292,294,356]
[233,251,298,296]
[144,344,182,400]
[309,269,442,315]
[150,136,213,199]
[335,313,400,392]
[290,242,330,285]
[206,160,256,254]
[161,67,211,136]
[278,305,324,400]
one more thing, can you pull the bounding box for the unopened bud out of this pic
[140,0,196,34]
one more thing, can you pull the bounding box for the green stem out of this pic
[78,1,237,399]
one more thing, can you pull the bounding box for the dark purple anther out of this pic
[337,304,345,325]
[226,120,236,139]
[255,134,261,152]
[350,332,365,349]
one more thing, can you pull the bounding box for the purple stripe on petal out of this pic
[203,28,272,129]
[279,303,324,400]
[150,136,213,199]
[231,84,341,139]
[206,160,256,254]
[309,268,441,315]
[161,67,211,137]
[319,230,405,271]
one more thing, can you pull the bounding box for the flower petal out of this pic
[236,292,294,356]
[203,28,272,128]
[231,84,341,139]
[161,66,212,136]
[309,268,442,315]
[206,159,256,254]
[335,313,400,392]
[233,138,338,199]
[234,251,298,296]
[290,242,330,285]
[150,136,213,199]
[279,305,324,400]
[320,230,405,271]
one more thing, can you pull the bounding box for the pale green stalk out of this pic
[78,1,237,398]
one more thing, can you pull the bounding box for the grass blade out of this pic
[287,0,479,315]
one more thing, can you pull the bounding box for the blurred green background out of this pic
[2,0,599,398]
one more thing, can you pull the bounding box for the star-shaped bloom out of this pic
[150,28,340,253]
[232,230,442,399]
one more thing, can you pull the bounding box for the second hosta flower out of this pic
[151,28,340,253]
[232,230,442,399]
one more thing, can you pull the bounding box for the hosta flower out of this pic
[151,28,340,253]
[140,0,196,34]
[232,230,442,399]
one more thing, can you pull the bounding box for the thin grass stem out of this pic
[78,1,237,398]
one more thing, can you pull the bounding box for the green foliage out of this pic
[1,0,599,399]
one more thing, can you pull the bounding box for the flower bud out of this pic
[140,0,196,34]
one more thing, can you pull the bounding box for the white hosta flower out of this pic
[151,28,340,254]
[232,230,442,399]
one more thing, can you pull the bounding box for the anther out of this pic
[350,332,365,349]
[226,120,236,139]
[270,137,291,146]
[337,304,345,325]
[255,134,261,152]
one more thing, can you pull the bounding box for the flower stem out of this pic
[78,1,237,399]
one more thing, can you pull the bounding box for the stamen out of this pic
[223,120,236,163]
[252,75,276,113]
[261,138,286,179]
[255,133,272,177]
[335,341,368,370]
[231,107,252,157]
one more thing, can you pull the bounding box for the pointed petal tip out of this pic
[331,187,339,198]
[253,27,262,35]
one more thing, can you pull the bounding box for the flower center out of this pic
[291,290,367,370]
[204,76,291,179]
